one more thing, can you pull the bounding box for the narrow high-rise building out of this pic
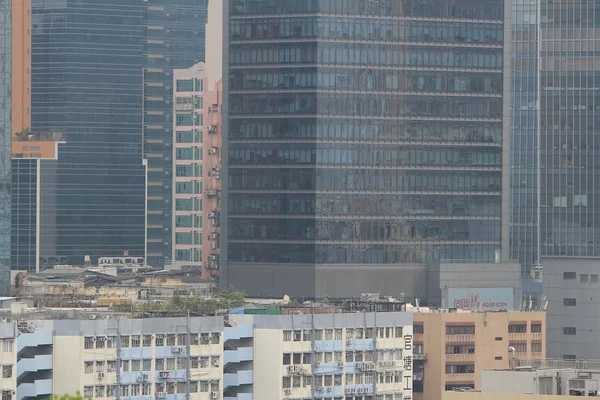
[223,0,513,297]
[172,63,222,282]
[0,0,11,294]
[143,0,208,268]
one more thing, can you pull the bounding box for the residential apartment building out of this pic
[172,63,222,281]
[411,309,545,400]
[0,311,413,400]
[0,0,11,294]
[143,0,208,268]
[223,0,513,297]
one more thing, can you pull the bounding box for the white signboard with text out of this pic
[448,287,515,310]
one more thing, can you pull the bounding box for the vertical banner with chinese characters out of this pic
[402,324,413,400]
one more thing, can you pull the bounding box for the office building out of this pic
[411,308,545,400]
[0,311,413,400]
[224,0,513,297]
[17,0,147,267]
[0,0,11,294]
[144,0,208,268]
[172,63,222,281]
[510,0,600,269]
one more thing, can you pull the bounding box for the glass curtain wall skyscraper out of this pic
[29,0,146,265]
[510,0,600,272]
[224,0,512,297]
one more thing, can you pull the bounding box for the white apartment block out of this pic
[3,312,412,400]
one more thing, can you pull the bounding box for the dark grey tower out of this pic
[224,0,512,297]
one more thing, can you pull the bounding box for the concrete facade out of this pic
[542,257,600,360]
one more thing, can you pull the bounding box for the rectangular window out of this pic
[175,232,193,245]
[564,354,577,360]
[121,336,130,347]
[531,342,542,353]
[592,274,599,283]
[131,336,140,348]
[509,342,527,353]
[85,362,94,374]
[564,327,577,335]
[176,79,194,92]
[581,274,589,283]
[563,298,577,306]
[176,215,193,228]
[84,337,94,349]
[176,130,193,143]
[531,324,542,333]
[445,325,475,335]
[564,272,576,280]
[414,325,424,334]
[508,324,527,333]
[143,335,152,347]
[283,331,292,341]
[176,114,194,126]
[143,359,152,371]
[131,360,140,372]
[445,364,475,374]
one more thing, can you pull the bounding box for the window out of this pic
[283,331,292,341]
[581,274,589,283]
[592,275,599,283]
[84,337,94,349]
[95,386,104,398]
[85,361,94,374]
[131,360,141,372]
[2,391,12,400]
[96,361,105,372]
[564,327,577,335]
[132,335,141,347]
[143,359,152,371]
[564,298,577,306]
[211,356,220,367]
[446,325,475,335]
[531,342,542,353]
[445,344,475,354]
[510,342,527,353]
[335,329,343,340]
[531,324,542,333]
[283,377,291,389]
[142,384,151,396]
[508,324,527,333]
[191,358,199,369]
[155,359,164,370]
[200,333,210,345]
[96,337,105,349]
[303,353,312,365]
[107,336,116,349]
[414,325,424,334]
[3,341,12,353]
[177,334,186,346]
[495,337,503,341]
[303,330,312,341]
[325,329,333,340]
[395,327,403,338]
[211,333,220,344]
[121,360,130,372]
[143,335,152,347]
[107,361,116,372]
[84,387,93,398]
[190,381,198,393]
[200,357,209,368]
[177,358,186,370]
[293,353,301,365]
[166,358,175,370]
[564,354,577,360]
[564,272,576,280]
[283,354,291,365]
[495,356,503,360]
[156,335,164,346]
[121,336,130,347]
[166,335,176,346]
[200,381,209,392]
[445,364,475,374]
[132,385,140,396]
[177,79,194,92]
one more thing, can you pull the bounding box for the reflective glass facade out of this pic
[511,0,600,271]
[144,0,208,268]
[510,0,539,271]
[0,0,10,293]
[226,0,510,294]
[30,0,146,265]
[11,159,36,272]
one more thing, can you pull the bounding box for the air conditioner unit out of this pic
[351,388,357,394]
[327,387,333,392]
[208,211,216,218]
[172,346,183,353]
[208,147,218,155]
[142,374,149,380]
[210,392,219,399]
[284,389,292,396]
[356,362,364,370]
[97,337,106,341]
[346,339,353,345]
[156,393,167,399]
[159,371,171,378]
[315,361,321,367]
[211,242,217,249]
[137,375,145,382]
[97,372,104,379]
[345,388,353,394]
[209,233,217,240]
